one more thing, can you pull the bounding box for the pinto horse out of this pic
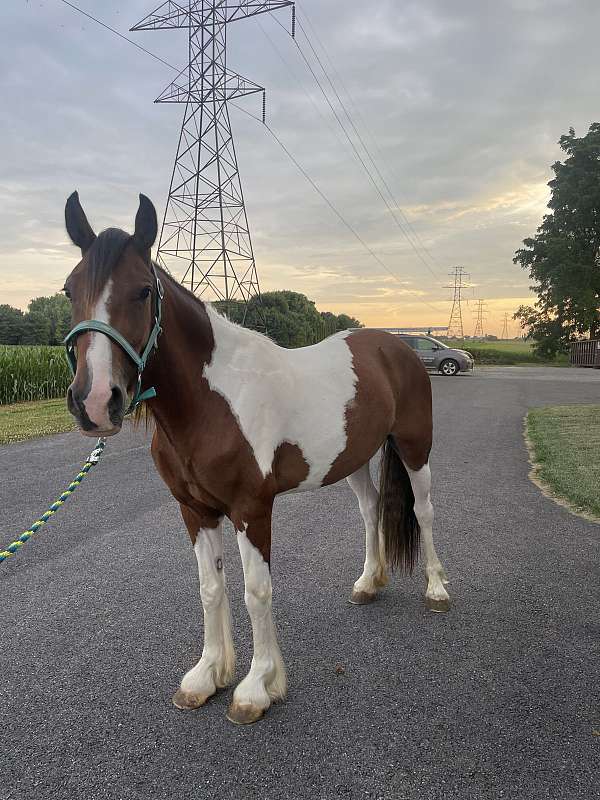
[63,192,450,724]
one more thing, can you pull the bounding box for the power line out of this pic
[58,0,177,71]
[258,118,444,313]
[295,17,442,280]
[256,20,352,160]
[298,7,443,274]
[271,11,442,283]
[57,0,445,314]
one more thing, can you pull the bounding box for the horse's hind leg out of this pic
[347,461,388,605]
[172,505,236,710]
[403,461,450,612]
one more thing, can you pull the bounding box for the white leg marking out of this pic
[405,462,450,611]
[83,280,114,427]
[347,462,387,600]
[231,532,286,715]
[178,522,235,703]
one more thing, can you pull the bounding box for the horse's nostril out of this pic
[67,386,81,415]
[108,386,124,420]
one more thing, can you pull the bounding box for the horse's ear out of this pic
[133,194,157,258]
[65,191,96,254]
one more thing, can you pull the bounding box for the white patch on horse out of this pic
[83,280,113,426]
[203,305,357,490]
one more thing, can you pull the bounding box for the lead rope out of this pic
[0,437,106,565]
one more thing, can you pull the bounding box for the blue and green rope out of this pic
[0,438,106,564]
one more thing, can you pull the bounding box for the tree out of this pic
[214,290,363,348]
[0,305,26,344]
[22,294,72,345]
[514,123,600,357]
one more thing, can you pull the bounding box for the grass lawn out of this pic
[452,339,534,354]
[0,398,75,445]
[439,338,568,366]
[527,405,600,520]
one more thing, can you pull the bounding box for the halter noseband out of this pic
[63,262,164,415]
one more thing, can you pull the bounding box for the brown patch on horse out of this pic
[322,329,431,485]
[271,442,310,493]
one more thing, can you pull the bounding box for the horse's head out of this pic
[63,192,159,437]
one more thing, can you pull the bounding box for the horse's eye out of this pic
[138,287,152,301]
[63,287,72,300]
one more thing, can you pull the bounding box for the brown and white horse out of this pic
[63,192,450,724]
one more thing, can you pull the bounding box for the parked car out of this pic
[398,334,474,376]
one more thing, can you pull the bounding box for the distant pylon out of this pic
[131,1,295,320]
[444,267,470,338]
[472,299,488,338]
[501,312,510,339]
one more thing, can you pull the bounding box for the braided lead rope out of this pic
[0,438,106,564]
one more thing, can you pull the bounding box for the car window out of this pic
[400,336,417,349]
[415,338,436,351]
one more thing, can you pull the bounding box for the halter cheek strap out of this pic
[63,267,164,415]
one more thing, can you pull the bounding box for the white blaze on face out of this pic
[83,280,114,428]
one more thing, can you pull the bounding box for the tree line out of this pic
[0,290,362,348]
[214,290,362,347]
[0,294,71,345]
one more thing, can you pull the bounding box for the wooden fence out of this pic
[569,339,600,368]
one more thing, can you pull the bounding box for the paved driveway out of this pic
[1,367,599,800]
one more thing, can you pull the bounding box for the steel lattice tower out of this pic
[444,267,470,339]
[131,1,294,312]
[472,299,488,338]
[501,312,510,339]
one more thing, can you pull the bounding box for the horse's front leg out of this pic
[173,504,236,710]
[227,508,286,725]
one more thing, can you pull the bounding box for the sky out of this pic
[1,0,599,336]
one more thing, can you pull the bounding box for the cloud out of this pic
[1,0,598,335]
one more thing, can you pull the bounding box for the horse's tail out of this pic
[377,436,420,573]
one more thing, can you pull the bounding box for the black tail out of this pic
[377,436,420,573]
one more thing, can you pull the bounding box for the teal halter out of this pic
[64,263,164,415]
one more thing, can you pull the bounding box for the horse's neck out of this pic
[145,277,273,436]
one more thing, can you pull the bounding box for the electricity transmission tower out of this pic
[472,299,488,339]
[444,267,470,339]
[501,312,510,339]
[131,1,295,316]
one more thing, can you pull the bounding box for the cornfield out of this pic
[0,345,71,405]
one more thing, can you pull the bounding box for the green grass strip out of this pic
[527,405,600,520]
[0,398,75,445]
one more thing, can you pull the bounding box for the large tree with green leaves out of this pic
[22,294,72,346]
[514,123,600,356]
[214,290,362,348]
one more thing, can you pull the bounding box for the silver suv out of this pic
[399,335,474,376]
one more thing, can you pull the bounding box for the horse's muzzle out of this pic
[67,384,125,437]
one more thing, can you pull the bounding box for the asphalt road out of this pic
[1,366,599,800]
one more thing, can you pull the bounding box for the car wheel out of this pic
[440,359,459,376]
